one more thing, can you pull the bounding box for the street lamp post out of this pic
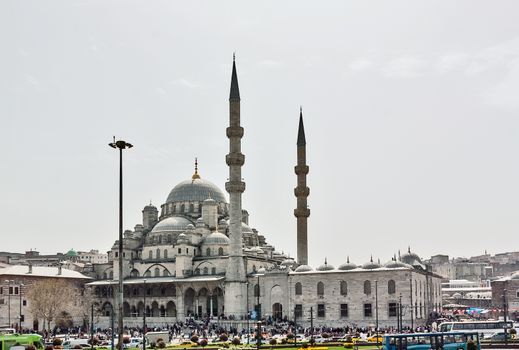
[375,280,379,348]
[256,321,262,350]
[109,138,133,350]
[19,283,24,333]
[143,279,146,350]
[256,275,261,320]
[246,282,249,345]
[503,288,508,345]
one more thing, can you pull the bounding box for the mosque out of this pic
[89,58,443,328]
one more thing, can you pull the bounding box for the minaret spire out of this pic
[294,107,310,265]
[192,157,201,180]
[224,55,247,317]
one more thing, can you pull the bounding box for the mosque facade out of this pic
[89,58,442,328]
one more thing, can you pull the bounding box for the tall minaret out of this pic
[224,55,247,317]
[294,108,310,265]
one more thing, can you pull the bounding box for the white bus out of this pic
[439,320,514,337]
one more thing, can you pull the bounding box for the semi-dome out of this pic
[202,231,230,245]
[151,216,194,233]
[166,177,227,204]
[294,265,313,273]
[316,259,335,271]
[338,257,357,271]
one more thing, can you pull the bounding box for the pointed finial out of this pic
[324,257,328,265]
[408,246,411,253]
[347,256,350,263]
[297,107,306,147]
[370,255,373,263]
[192,158,201,180]
[398,249,401,260]
[378,258,381,264]
[233,52,236,61]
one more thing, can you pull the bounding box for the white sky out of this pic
[1,1,519,268]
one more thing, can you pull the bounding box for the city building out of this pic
[88,57,442,329]
[0,265,91,330]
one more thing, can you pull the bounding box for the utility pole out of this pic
[503,288,508,345]
[375,280,379,348]
[409,278,414,331]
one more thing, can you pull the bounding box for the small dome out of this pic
[177,233,189,244]
[338,257,357,271]
[65,249,77,257]
[219,219,227,226]
[401,247,423,266]
[385,257,411,269]
[452,292,463,299]
[362,256,381,270]
[151,216,194,233]
[316,259,335,271]
[186,224,195,230]
[203,197,217,205]
[143,203,157,211]
[510,271,519,280]
[257,267,266,273]
[280,259,296,267]
[294,265,313,273]
[203,232,230,245]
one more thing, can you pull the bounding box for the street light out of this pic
[375,280,379,348]
[246,282,249,345]
[109,138,133,350]
[19,283,24,333]
[143,279,146,350]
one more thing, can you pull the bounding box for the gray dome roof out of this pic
[280,259,296,267]
[294,265,313,273]
[510,271,519,280]
[385,260,411,269]
[338,257,357,271]
[316,259,335,271]
[401,248,422,266]
[166,178,227,204]
[362,257,381,270]
[202,231,230,245]
[151,216,194,233]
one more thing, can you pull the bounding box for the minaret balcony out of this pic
[226,126,244,138]
[226,153,245,166]
[294,186,310,197]
[294,165,309,174]
[225,181,246,193]
[294,208,310,218]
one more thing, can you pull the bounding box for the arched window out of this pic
[388,280,396,294]
[164,249,168,259]
[364,280,371,295]
[254,284,260,297]
[163,269,170,277]
[317,282,324,296]
[156,248,160,259]
[145,270,151,277]
[167,234,172,243]
[154,268,160,277]
[181,204,185,213]
[148,250,153,259]
[109,271,114,279]
[158,235,162,244]
[340,281,348,295]
[211,267,216,275]
[195,268,200,275]
[295,282,302,295]
[203,267,208,275]
[206,248,211,256]
[218,247,224,256]
[189,204,194,212]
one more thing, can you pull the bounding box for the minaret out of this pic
[294,107,310,265]
[224,54,247,317]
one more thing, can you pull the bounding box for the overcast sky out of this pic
[2,1,519,267]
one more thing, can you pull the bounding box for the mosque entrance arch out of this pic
[272,303,283,320]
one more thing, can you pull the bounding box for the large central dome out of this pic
[165,178,227,204]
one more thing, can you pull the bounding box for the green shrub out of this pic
[191,335,199,343]
[232,337,241,346]
[219,334,229,342]
[269,339,277,345]
[157,341,166,349]
[52,339,62,347]
[199,339,208,347]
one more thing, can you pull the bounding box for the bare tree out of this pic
[27,279,78,332]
